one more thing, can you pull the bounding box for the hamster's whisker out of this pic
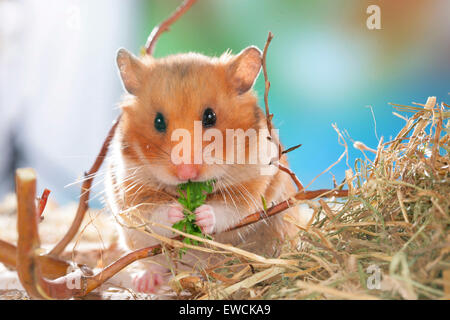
[221,173,258,212]
[218,179,240,219]
[214,165,260,209]
[67,163,144,188]
[127,133,172,158]
[216,181,228,209]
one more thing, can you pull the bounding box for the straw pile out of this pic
[174,97,449,300]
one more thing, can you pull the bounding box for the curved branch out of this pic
[262,32,274,135]
[261,32,304,192]
[16,168,49,298]
[49,115,121,256]
[34,244,163,299]
[145,0,197,56]
[276,162,304,191]
[0,239,17,270]
[0,239,89,280]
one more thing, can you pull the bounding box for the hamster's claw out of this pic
[194,204,216,234]
[132,269,164,294]
[168,205,184,224]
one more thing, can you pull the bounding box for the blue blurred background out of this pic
[0,0,449,206]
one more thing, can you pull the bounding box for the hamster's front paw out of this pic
[194,204,216,234]
[132,266,166,294]
[168,204,184,224]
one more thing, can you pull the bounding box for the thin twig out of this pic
[261,32,304,192]
[145,0,197,55]
[37,188,50,218]
[16,168,49,298]
[0,239,90,280]
[430,105,443,169]
[262,32,274,135]
[49,115,121,256]
[276,162,304,191]
[0,239,20,270]
[282,144,302,155]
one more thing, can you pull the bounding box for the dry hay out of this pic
[170,97,449,300]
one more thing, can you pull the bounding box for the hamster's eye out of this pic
[202,108,216,128]
[154,112,166,133]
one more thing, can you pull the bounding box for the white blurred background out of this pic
[0,0,139,204]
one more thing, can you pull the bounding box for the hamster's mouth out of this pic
[149,166,222,189]
[185,178,217,185]
[174,176,220,188]
[155,177,220,197]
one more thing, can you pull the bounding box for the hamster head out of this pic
[116,47,268,188]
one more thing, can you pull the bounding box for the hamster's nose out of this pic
[176,164,199,181]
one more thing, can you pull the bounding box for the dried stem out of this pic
[37,188,50,218]
[0,239,18,270]
[16,168,48,298]
[224,188,348,231]
[49,115,121,256]
[34,244,163,299]
[228,199,295,231]
[0,239,89,280]
[261,32,304,192]
[430,105,443,168]
[276,163,304,191]
[282,144,302,155]
[14,168,97,299]
[262,32,274,134]
[145,0,197,55]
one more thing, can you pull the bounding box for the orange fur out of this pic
[105,47,300,274]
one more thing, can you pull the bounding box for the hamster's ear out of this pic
[116,48,144,95]
[227,46,262,94]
